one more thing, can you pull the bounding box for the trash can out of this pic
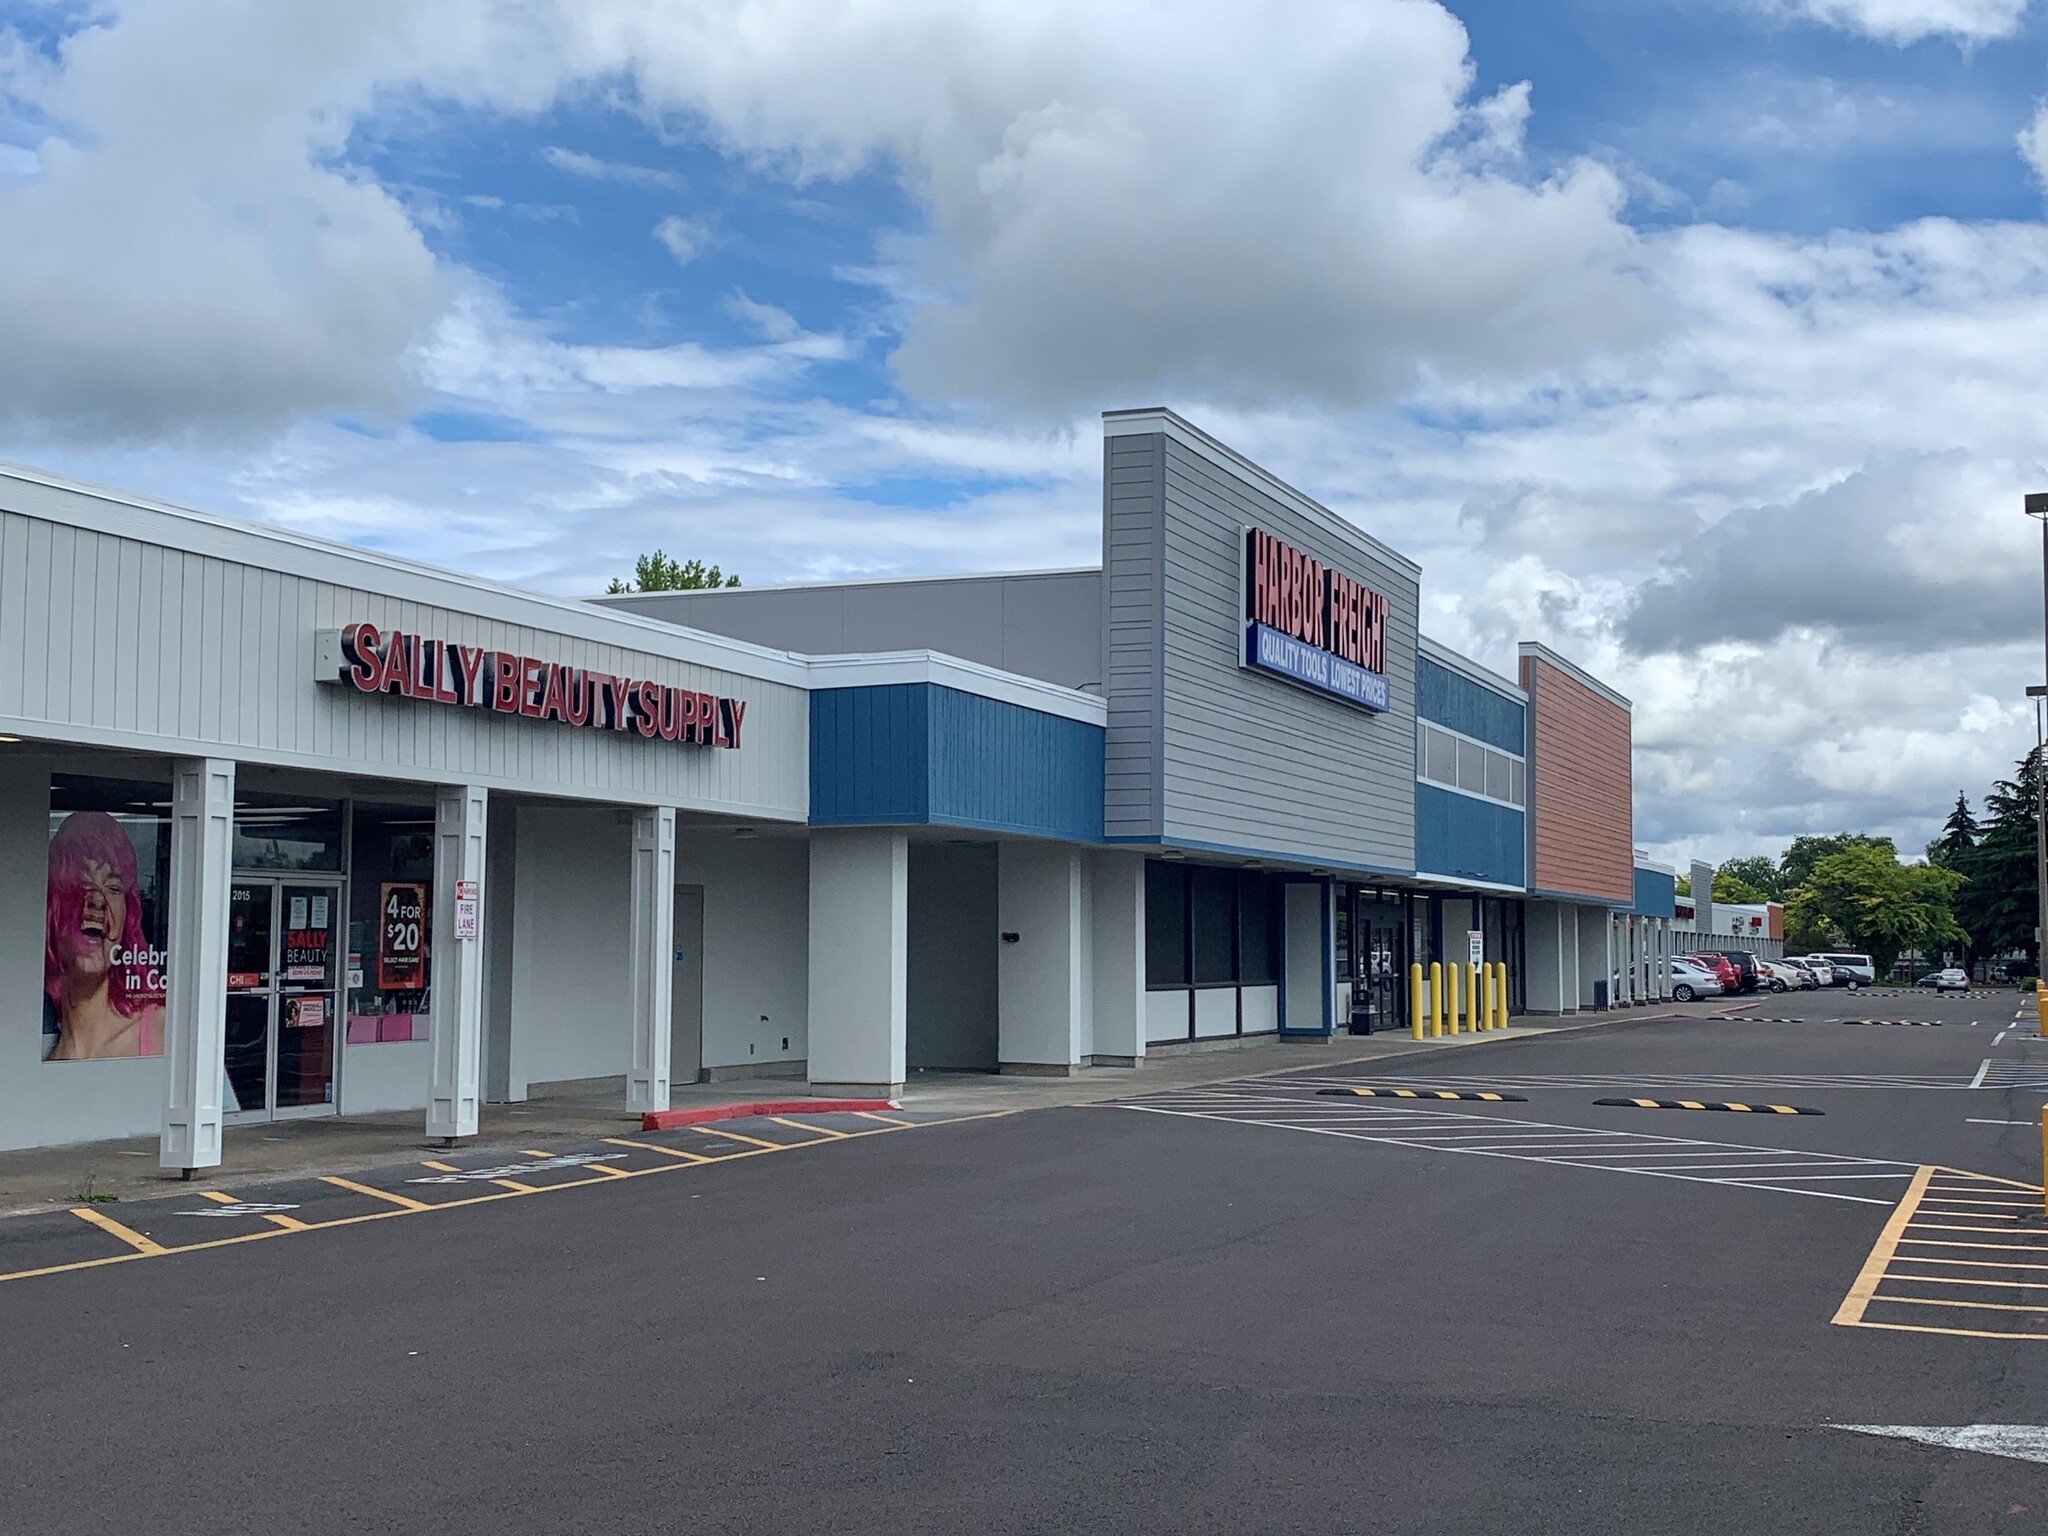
[1593,980,1609,1010]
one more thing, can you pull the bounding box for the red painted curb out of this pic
[640,1098,897,1132]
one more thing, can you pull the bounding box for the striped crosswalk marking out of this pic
[1115,1082,1919,1204]
[1264,1071,1971,1093]
[1834,1169,2048,1340]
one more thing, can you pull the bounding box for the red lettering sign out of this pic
[332,625,744,751]
[1243,527,1389,679]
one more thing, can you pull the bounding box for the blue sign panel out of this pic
[1245,622,1389,711]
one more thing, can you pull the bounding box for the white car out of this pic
[1669,957,1725,1002]
[1915,968,1968,992]
[1755,959,1804,993]
[1795,957,1834,987]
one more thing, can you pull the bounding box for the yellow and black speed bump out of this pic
[1316,1087,1527,1102]
[1594,1097,1823,1115]
[1843,1019,1942,1027]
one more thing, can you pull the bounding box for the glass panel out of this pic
[1457,738,1486,793]
[280,885,338,988]
[277,883,338,1110]
[226,882,273,991]
[1239,872,1277,985]
[45,776,173,1062]
[1484,751,1510,803]
[233,792,344,872]
[1144,862,1188,987]
[1190,866,1237,986]
[223,994,269,1115]
[1426,727,1457,785]
[1510,759,1526,806]
[348,805,435,1044]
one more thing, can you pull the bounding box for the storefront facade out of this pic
[2,408,1645,1163]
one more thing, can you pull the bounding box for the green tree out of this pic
[606,550,741,594]
[1712,869,1770,905]
[1780,832,1896,893]
[1784,844,1966,978]
[1716,855,1786,902]
[1927,792,1980,871]
[1953,749,2045,972]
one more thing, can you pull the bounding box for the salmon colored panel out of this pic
[1521,656,1634,904]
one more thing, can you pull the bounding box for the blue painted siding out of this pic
[1631,865,1676,918]
[1416,654,1525,756]
[810,684,1104,842]
[1415,782,1525,887]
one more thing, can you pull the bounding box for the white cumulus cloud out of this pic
[1768,0,2034,42]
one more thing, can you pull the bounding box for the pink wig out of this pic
[45,810,152,1017]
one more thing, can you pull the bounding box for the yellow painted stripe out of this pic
[1478,1093,1504,1102]
[70,1205,166,1255]
[1897,1237,2048,1252]
[583,1162,630,1178]
[420,1160,461,1173]
[1879,1273,2048,1290]
[491,1180,539,1193]
[853,1111,915,1127]
[691,1124,785,1150]
[199,1189,239,1204]
[520,1149,555,1159]
[769,1116,846,1139]
[1919,1196,2041,1208]
[1724,1104,1751,1112]
[1841,1317,2048,1341]
[1893,1255,2048,1272]
[1633,1099,1658,1108]
[601,1136,711,1163]
[321,1175,431,1211]
[195,1187,304,1230]
[1905,1222,2048,1237]
[1832,1164,1935,1327]
[0,1110,1020,1288]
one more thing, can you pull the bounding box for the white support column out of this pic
[1087,851,1145,1068]
[808,829,908,1096]
[998,842,1087,1075]
[626,806,677,1113]
[427,784,488,1142]
[161,759,234,1174]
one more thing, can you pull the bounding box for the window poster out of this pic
[378,882,427,990]
[44,776,171,1061]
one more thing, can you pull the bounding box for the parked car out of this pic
[1808,952,1876,988]
[1796,956,1835,987]
[1683,953,1741,993]
[1705,949,1762,994]
[1914,968,1969,992]
[1781,960,1822,990]
[1669,957,1725,1002]
[1755,959,1803,993]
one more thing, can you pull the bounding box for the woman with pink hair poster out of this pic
[44,809,167,1061]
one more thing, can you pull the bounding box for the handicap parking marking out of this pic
[0,1108,1020,1289]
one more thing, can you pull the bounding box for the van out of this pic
[1812,952,1875,987]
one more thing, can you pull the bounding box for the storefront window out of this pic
[233,792,343,872]
[345,804,435,1044]
[1190,866,1236,985]
[1145,861,1188,987]
[43,776,172,1061]
[1238,872,1277,985]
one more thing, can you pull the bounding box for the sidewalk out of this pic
[0,1004,1692,1219]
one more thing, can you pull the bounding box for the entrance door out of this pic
[671,885,704,1086]
[224,877,342,1122]
[1352,900,1409,1034]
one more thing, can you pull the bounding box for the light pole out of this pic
[2027,494,2048,990]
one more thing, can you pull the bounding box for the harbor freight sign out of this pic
[318,624,746,748]
[1242,528,1390,712]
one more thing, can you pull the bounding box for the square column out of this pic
[998,843,1087,1075]
[1280,877,1334,1035]
[1088,851,1145,1068]
[626,806,677,1113]
[428,784,488,1141]
[1577,906,1607,1010]
[808,829,908,1096]
[161,759,234,1174]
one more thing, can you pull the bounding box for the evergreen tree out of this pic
[1953,749,2046,974]
[1927,792,1980,870]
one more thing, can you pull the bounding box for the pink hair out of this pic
[45,810,152,1017]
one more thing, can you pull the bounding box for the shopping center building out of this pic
[0,409,1672,1165]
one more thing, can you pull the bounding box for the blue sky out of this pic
[3,0,2048,865]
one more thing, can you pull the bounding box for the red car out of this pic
[1682,954,1740,993]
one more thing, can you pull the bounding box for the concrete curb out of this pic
[640,1098,896,1131]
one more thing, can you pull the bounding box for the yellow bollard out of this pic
[1430,961,1444,1038]
[1483,964,1497,1032]
[1448,961,1462,1035]
[2037,981,2048,1040]
[1496,962,1510,1029]
[2041,1105,2047,1220]
[1410,962,1425,1040]
[1467,963,1482,1036]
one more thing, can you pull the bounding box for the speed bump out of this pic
[1316,1087,1527,1103]
[1844,1020,1942,1028]
[1594,1097,1823,1116]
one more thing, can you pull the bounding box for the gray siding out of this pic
[1103,433,1165,837]
[1104,426,1419,872]
[601,570,1105,690]
[0,476,809,820]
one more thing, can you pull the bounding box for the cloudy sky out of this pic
[3,0,2046,869]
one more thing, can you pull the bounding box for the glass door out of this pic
[222,877,341,1121]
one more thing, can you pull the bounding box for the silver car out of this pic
[1669,957,1725,1002]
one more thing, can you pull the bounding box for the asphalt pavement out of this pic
[6,989,2048,1534]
